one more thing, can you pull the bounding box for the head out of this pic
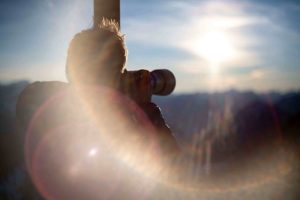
[66,19,127,88]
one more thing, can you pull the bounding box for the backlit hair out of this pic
[66,18,127,85]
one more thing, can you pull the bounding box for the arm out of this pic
[139,102,180,156]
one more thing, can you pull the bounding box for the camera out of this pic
[120,69,176,103]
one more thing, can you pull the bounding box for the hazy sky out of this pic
[1,0,300,93]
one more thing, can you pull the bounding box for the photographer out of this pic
[66,19,180,158]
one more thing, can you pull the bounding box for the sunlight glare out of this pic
[195,31,236,64]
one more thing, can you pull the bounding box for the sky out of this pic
[0,0,300,93]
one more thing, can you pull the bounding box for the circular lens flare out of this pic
[23,84,297,200]
[25,86,162,200]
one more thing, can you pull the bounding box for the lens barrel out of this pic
[150,69,176,96]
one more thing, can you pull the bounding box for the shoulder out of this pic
[16,81,69,130]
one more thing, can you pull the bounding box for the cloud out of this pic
[1,0,299,92]
[123,0,270,70]
[122,0,300,92]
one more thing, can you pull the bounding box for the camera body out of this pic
[120,69,176,103]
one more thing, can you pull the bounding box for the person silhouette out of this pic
[66,19,180,156]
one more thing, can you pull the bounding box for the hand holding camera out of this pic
[121,69,176,103]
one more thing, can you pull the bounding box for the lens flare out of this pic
[25,86,164,199]
[88,147,98,157]
[24,84,297,199]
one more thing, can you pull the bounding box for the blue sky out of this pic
[1,0,300,93]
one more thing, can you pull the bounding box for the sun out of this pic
[193,31,236,65]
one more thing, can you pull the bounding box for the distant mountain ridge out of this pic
[154,90,300,142]
[0,80,299,140]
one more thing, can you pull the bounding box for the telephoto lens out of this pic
[150,69,176,95]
